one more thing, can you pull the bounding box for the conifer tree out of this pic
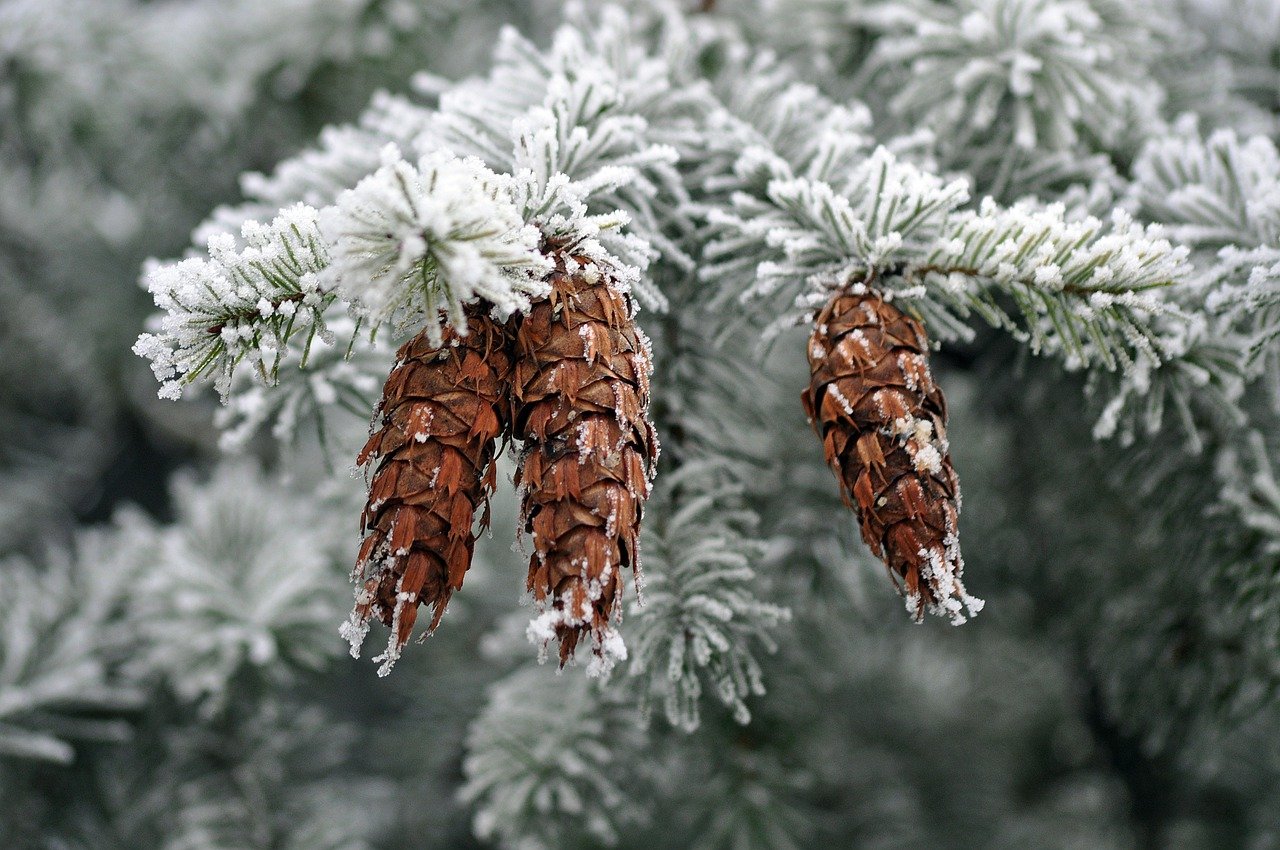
[6,1,1280,847]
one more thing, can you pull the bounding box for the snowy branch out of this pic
[134,205,333,401]
[320,147,550,343]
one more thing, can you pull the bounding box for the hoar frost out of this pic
[321,146,551,345]
[134,204,331,401]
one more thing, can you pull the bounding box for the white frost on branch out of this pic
[730,146,969,304]
[0,525,148,764]
[1133,122,1280,386]
[865,0,1159,155]
[214,310,390,452]
[420,8,699,304]
[133,204,332,401]
[505,96,670,305]
[1134,120,1280,252]
[626,473,789,731]
[320,147,551,344]
[126,463,349,713]
[708,145,1192,380]
[461,668,647,850]
[922,201,1191,371]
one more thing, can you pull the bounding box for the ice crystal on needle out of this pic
[133,204,332,401]
[920,201,1192,370]
[866,0,1158,161]
[320,147,551,343]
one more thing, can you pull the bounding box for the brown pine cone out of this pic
[802,284,982,624]
[510,250,658,675]
[342,308,511,674]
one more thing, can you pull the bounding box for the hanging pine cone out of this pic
[342,308,511,674]
[802,284,983,624]
[510,247,658,674]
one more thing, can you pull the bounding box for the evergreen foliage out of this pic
[7,0,1280,846]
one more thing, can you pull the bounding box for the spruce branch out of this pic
[134,204,334,401]
[126,464,352,712]
[708,146,1193,380]
[213,310,389,453]
[139,12,694,419]
[627,468,790,731]
[422,11,704,305]
[461,669,649,850]
[1134,120,1280,252]
[57,700,392,850]
[0,525,149,765]
[919,200,1191,372]
[320,147,551,344]
[1136,122,1280,380]
[863,0,1159,163]
[139,150,556,410]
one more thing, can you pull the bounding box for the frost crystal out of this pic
[134,204,331,400]
[868,0,1157,158]
[321,147,551,344]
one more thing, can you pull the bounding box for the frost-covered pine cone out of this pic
[343,309,511,675]
[802,285,983,624]
[510,245,658,675]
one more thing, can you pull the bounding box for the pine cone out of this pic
[343,309,511,674]
[510,249,658,674]
[802,285,983,624]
